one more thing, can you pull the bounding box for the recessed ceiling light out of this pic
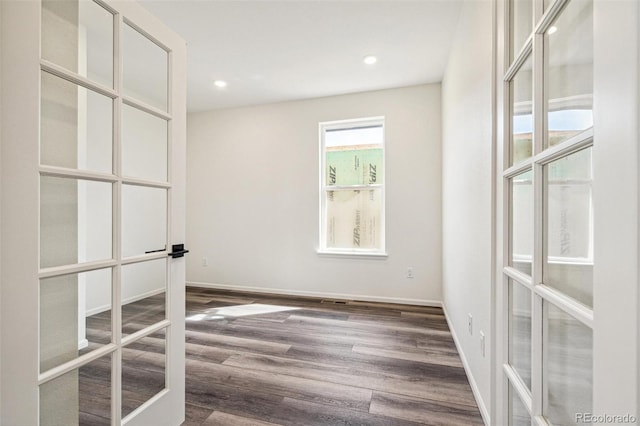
[363,55,377,65]
[214,80,227,88]
[548,26,558,35]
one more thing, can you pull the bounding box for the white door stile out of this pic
[531,19,543,419]
[167,26,187,426]
[495,0,508,421]
[112,9,123,423]
[592,0,639,418]
[490,0,499,420]
[1,1,44,423]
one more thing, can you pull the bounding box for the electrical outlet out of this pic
[406,267,414,279]
[202,257,208,267]
[468,313,473,335]
[480,331,485,357]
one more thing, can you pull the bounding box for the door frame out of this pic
[0,0,187,424]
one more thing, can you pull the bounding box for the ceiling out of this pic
[138,1,463,112]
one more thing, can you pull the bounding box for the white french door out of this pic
[501,0,596,424]
[496,0,640,425]
[0,0,186,424]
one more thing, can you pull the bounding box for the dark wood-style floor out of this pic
[181,287,482,425]
[82,287,483,425]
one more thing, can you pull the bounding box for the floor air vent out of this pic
[320,299,349,305]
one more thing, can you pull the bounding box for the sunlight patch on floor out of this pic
[186,304,299,321]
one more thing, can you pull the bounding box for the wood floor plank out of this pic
[121,363,165,396]
[78,411,110,426]
[186,358,373,412]
[185,380,285,420]
[347,300,444,314]
[182,404,214,426]
[369,391,484,426]
[286,309,351,321]
[202,295,258,305]
[351,339,458,356]
[417,335,461,352]
[352,344,464,368]
[284,313,453,339]
[122,387,163,419]
[271,397,423,426]
[185,328,292,355]
[203,411,281,426]
[187,294,217,304]
[283,344,464,380]
[347,312,451,332]
[188,306,295,323]
[223,352,478,407]
[188,319,396,351]
[78,377,111,421]
[185,341,234,364]
[401,310,449,320]
[221,317,421,348]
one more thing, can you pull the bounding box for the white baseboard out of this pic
[78,339,88,350]
[85,287,166,317]
[442,304,490,425]
[187,281,443,307]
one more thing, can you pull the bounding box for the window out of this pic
[319,117,385,256]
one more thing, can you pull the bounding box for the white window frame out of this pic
[317,116,387,257]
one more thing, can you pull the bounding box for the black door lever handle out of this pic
[168,244,189,258]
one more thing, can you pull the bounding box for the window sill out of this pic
[316,250,388,259]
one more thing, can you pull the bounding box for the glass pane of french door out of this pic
[511,0,533,61]
[122,104,168,181]
[40,353,113,426]
[122,328,167,417]
[123,22,168,111]
[41,71,113,173]
[543,302,592,425]
[545,0,593,147]
[511,170,533,275]
[41,0,114,88]
[122,185,167,258]
[509,383,531,426]
[543,147,593,307]
[40,268,112,372]
[510,55,533,165]
[40,175,113,268]
[122,259,167,335]
[508,279,532,389]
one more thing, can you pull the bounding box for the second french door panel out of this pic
[503,0,594,425]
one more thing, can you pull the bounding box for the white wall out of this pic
[441,0,493,423]
[187,84,442,305]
